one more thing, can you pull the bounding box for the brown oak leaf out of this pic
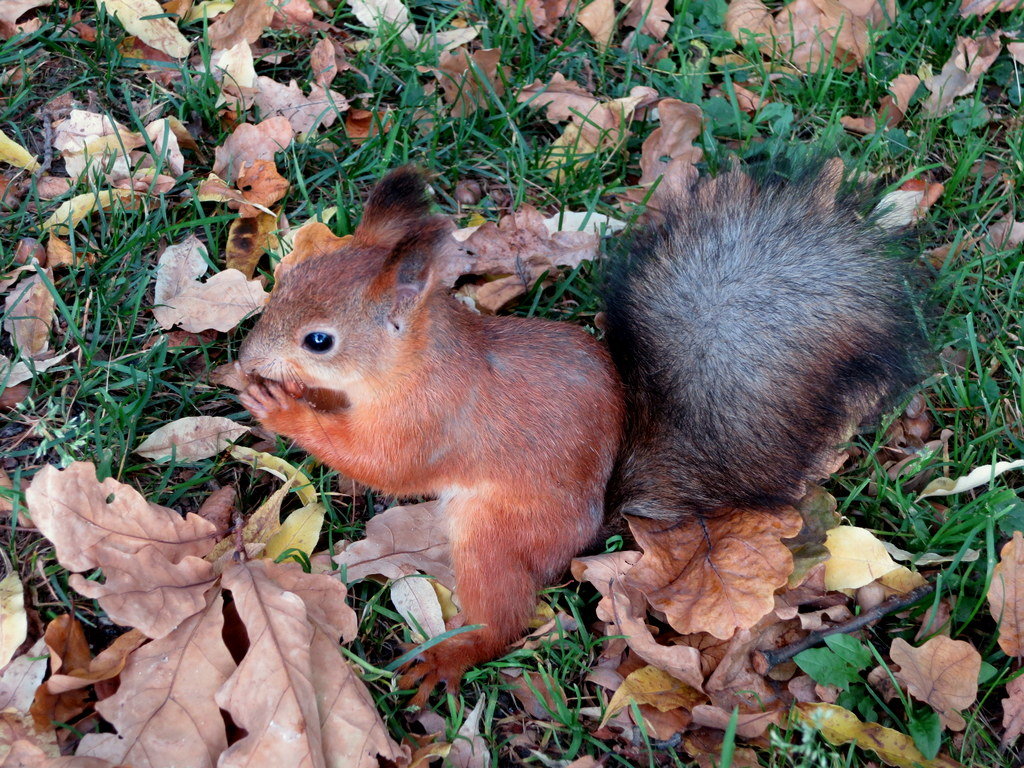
[430,47,506,117]
[152,237,269,334]
[216,559,405,768]
[2,267,55,358]
[207,0,275,48]
[1001,675,1024,748]
[891,636,981,731]
[253,77,348,135]
[452,205,599,312]
[334,500,454,588]
[922,32,1002,116]
[624,0,673,39]
[989,531,1024,656]
[25,462,220,639]
[572,552,705,690]
[76,596,235,767]
[624,508,802,640]
[212,117,294,185]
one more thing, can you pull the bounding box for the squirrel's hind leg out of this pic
[399,489,599,705]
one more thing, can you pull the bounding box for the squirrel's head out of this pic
[237,166,449,403]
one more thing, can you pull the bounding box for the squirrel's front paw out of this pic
[240,380,303,422]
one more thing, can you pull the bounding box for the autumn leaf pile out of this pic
[1,0,1023,766]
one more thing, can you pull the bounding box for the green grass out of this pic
[1,0,1023,765]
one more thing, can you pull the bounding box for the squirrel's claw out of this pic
[240,380,297,420]
[397,644,469,708]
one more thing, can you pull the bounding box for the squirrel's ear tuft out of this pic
[353,166,433,250]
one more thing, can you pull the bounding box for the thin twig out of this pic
[757,583,935,670]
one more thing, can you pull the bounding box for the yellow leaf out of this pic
[265,501,326,561]
[823,526,900,590]
[0,573,27,668]
[795,703,963,768]
[600,666,703,727]
[229,446,317,506]
[876,565,928,594]
[41,189,139,234]
[99,0,191,58]
[0,128,40,171]
[183,0,234,22]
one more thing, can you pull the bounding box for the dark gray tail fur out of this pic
[603,160,926,520]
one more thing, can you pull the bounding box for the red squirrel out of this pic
[238,162,923,700]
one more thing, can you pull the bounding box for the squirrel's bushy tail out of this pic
[603,160,926,520]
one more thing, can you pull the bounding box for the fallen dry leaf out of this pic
[726,0,894,73]
[922,32,1002,116]
[724,0,773,42]
[842,73,920,134]
[41,189,143,234]
[334,500,454,588]
[639,99,703,186]
[100,0,190,57]
[452,205,599,312]
[2,268,54,358]
[347,0,420,47]
[987,216,1024,252]
[0,637,48,714]
[226,211,279,278]
[235,159,289,217]
[624,0,673,38]
[960,0,1020,17]
[1002,675,1024,747]
[990,531,1024,656]
[0,0,52,36]
[571,552,705,690]
[823,526,901,589]
[216,558,403,768]
[212,117,294,185]
[390,576,446,642]
[76,596,234,767]
[430,47,506,117]
[519,75,658,149]
[600,665,704,726]
[152,237,269,333]
[624,509,802,640]
[45,629,147,696]
[691,704,782,739]
[0,128,40,171]
[446,697,489,768]
[920,459,1024,499]
[154,235,206,306]
[135,416,249,461]
[577,0,615,51]
[30,615,92,732]
[253,76,348,135]
[26,462,220,639]
[874,179,944,229]
[264,499,326,562]
[211,41,257,111]
[207,0,275,47]
[796,702,962,767]
[891,636,980,731]
[0,573,27,669]
[310,36,338,86]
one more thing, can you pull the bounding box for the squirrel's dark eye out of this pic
[303,331,334,353]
